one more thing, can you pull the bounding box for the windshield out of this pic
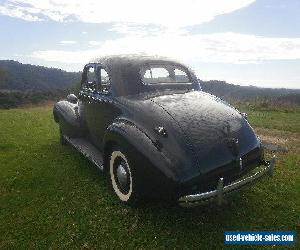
[141,64,191,85]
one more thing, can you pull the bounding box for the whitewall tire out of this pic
[110,150,133,202]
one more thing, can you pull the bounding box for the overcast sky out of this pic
[0,0,299,89]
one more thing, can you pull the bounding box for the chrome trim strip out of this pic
[178,155,276,207]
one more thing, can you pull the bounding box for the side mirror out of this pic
[66,94,78,104]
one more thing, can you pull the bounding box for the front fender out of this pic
[53,101,84,137]
[103,119,181,185]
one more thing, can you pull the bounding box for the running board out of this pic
[63,136,104,171]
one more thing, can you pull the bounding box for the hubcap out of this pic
[110,151,133,201]
[116,163,129,192]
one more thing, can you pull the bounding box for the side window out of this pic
[101,69,109,85]
[97,67,111,94]
[174,68,189,83]
[143,67,171,84]
[83,65,97,91]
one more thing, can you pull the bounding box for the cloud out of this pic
[59,40,77,45]
[109,23,167,36]
[0,3,42,21]
[0,0,256,27]
[31,32,300,65]
[88,41,102,46]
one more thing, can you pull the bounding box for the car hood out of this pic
[150,91,260,175]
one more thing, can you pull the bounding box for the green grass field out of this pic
[0,106,299,249]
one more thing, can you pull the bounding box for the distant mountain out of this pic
[0,60,81,91]
[0,60,299,107]
[200,80,300,106]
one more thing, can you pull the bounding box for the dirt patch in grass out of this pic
[255,127,300,153]
[18,100,56,109]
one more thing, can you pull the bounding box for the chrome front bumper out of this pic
[178,156,276,207]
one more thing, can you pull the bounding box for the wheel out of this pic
[59,124,67,145]
[109,146,142,205]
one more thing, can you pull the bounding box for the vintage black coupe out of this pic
[53,55,275,207]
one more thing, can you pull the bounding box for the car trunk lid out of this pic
[150,91,260,176]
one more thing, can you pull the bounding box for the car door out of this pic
[82,64,120,150]
[78,63,97,139]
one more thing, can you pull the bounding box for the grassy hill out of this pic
[0,60,81,108]
[0,60,81,91]
[0,105,299,249]
[201,80,300,106]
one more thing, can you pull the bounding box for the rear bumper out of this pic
[178,155,276,207]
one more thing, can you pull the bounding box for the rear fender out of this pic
[103,120,180,190]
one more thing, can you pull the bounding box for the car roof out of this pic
[86,54,199,97]
[88,54,183,68]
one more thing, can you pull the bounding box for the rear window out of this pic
[141,64,190,84]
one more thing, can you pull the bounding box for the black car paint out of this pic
[53,55,264,197]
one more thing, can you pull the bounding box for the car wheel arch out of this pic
[102,121,180,183]
[103,128,178,201]
[102,125,145,172]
